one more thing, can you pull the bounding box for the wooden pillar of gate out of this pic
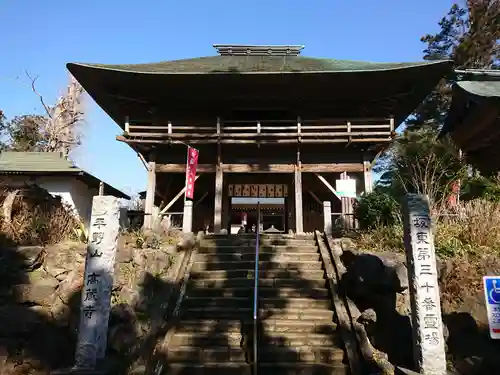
[294,149,304,234]
[340,172,355,229]
[143,151,156,230]
[214,145,223,233]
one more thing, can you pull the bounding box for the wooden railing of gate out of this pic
[123,117,395,145]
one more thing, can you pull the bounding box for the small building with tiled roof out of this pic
[441,69,500,174]
[0,151,130,230]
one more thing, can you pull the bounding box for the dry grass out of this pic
[450,200,500,251]
[123,227,183,249]
[353,199,500,311]
[354,199,500,257]
[0,185,79,246]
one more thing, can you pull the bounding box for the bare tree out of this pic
[378,129,467,213]
[25,72,85,155]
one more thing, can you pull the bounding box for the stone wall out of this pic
[338,238,500,375]
[0,235,186,375]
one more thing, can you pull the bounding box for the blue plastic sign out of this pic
[483,276,500,339]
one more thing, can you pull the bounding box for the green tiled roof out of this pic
[70,55,449,74]
[0,152,130,199]
[0,152,80,173]
[457,80,500,98]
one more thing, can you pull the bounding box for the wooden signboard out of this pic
[243,184,251,197]
[234,184,242,196]
[251,185,259,197]
[229,184,289,198]
[259,184,267,197]
[275,185,283,197]
[266,184,275,198]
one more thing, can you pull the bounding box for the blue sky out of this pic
[0,0,455,196]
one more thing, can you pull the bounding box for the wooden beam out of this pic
[159,175,201,215]
[214,146,223,233]
[143,155,156,230]
[224,164,293,173]
[126,131,392,138]
[117,135,391,145]
[309,191,322,205]
[194,191,208,208]
[315,173,341,200]
[156,164,217,173]
[301,163,364,173]
[295,150,304,234]
[156,163,364,173]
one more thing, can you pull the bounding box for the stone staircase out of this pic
[160,234,349,375]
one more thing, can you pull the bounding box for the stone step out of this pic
[258,332,339,346]
[176,319,244,334]
[257,346,345,363]
[256,362,348,375]
[166,345,345,364]
[165,362,346,375]
[189,268,325,280]
[176,319,337,334]
[183,296,331,310]
[169,330,339,348]
[180,306,251,319]
[191,260,323,272]
[195,252,321,263]
[198,245,319,254]
[169,331,242,346]
[261,307,335,320]
[165,362,251,375]
[185,286,329,299]
[187,277,326,289]
[167,346,246,362]
[201,237,315,246]
[258,319,338,334]
[182,307,334,320]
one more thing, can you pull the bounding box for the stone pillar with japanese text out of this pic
[74,196,120,369]
[402,194,446,375]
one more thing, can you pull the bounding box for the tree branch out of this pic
[24,71,52,117]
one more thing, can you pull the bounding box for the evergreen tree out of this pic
[408,0,500,130]
[375,1,499,203]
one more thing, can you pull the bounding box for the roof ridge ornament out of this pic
[213,44,304,56]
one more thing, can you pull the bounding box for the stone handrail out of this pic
[314,230,362,375]
[324,233,395,375]
[131,232,203,374]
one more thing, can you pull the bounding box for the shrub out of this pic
[353,199,500,258]
[0,185,79,245]
[353,224,404,253]
[354,190,401,230]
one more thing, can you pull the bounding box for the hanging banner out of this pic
[185,146,199,199]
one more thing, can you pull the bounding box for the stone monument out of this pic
[402,194,446,375]
[53,196,120,374]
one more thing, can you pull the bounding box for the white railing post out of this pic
[182,200,193,233]
[323,201,332,234]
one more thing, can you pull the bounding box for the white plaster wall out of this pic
[0,175,98,230]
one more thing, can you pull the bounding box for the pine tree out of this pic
[408,0,500,130]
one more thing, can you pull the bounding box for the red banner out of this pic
[185,146,199,199]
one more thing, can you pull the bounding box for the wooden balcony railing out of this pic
[121,117,395,145]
